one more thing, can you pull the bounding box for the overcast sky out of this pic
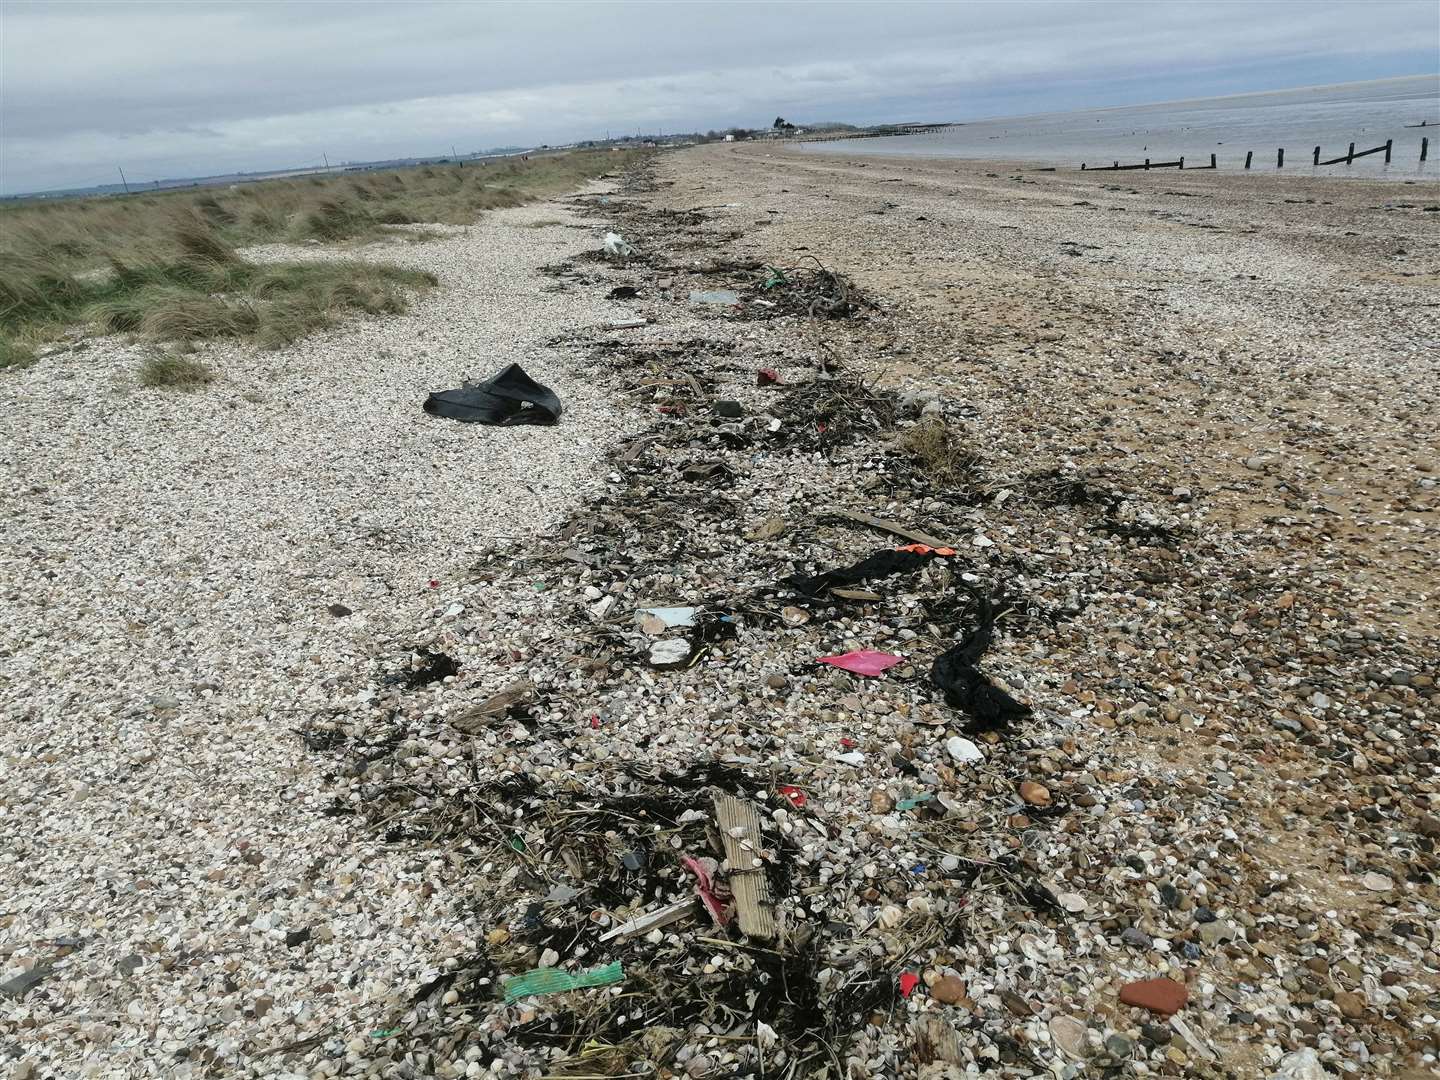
[2,0,1436,194]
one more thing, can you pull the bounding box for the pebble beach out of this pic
[2,145,1437,1079]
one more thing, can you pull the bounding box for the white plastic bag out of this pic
[601,231,632,258]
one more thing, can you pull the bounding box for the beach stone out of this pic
[1049,1015,1087,1057]
[1105,1034,1134,1057]
[1140,1023,1172,1046]
[1019,780,1051,806]
[930,975,970,1006]
[1199,920,1237,946]
[1333,991,1367,1019]
[1362,871,1393,892]
[1121,927,1153,949]
[1119,977,1188,1015]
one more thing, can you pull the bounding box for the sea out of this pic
[802,75,1439,176]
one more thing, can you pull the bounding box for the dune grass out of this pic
[0,217,437,368]
[0,148,641,370]
[138,353,216,388]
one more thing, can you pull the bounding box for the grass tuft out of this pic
[139,352,216,388]
[0,336,38,369]
[898,419,982,487]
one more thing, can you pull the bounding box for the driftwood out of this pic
[823,508,952,550]
[714,794,776,939]
[448,679,535,735]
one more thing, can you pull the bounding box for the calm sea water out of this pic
[803,76,1439,175]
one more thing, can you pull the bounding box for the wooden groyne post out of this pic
[1277,148,1285,168]
[1245,150,1253,169]
[1317,140,1399,166]
[1313,146,1321,165]
[1423,137,1430,162]
[1385,139,1393,163]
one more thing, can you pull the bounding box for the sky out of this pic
[2,0,1437,195]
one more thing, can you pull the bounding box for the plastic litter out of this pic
[899,971,920,998]
[607,285,641,299]
[423,364,562,426]
[818,649,903,677]
[501,961,625,1002]
[931,592,1032,732]
[895,792,935,811]
[786,546,951,598]
[689,289,740,306]
[1270,1048,1325,1080]
[601,232,632,258]
[638,606,697,629]
[756,368,781,386]
[682,854,733,927]
[776,784,807,808]
[648,638,692,669]
[946,736,984,764]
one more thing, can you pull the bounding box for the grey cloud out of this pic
[2,0,1435,192]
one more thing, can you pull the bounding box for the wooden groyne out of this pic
[1081,137,1426,172]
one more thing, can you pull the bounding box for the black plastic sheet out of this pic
[423,364,562,426]
[784,548,939,597]
[931,593,1032,733]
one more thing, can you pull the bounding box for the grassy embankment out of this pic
[0,149,640,374]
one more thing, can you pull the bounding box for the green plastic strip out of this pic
[502,961,625,1003]
[896,793,934,811]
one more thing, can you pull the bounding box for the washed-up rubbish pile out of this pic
[303,357,1209,1078]
[767,375,898,453]
[301,161,1439,1079]
[754,257,871,319]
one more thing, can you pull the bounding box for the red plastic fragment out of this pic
[899,971,920,998]
[757,368,780,386]
[682,855,733,927]
[777,784,807,809]
[819,650,904,677]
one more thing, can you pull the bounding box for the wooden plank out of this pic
[1317,142,1388,166]
[714,794,776,940]
[824,509,952,549]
